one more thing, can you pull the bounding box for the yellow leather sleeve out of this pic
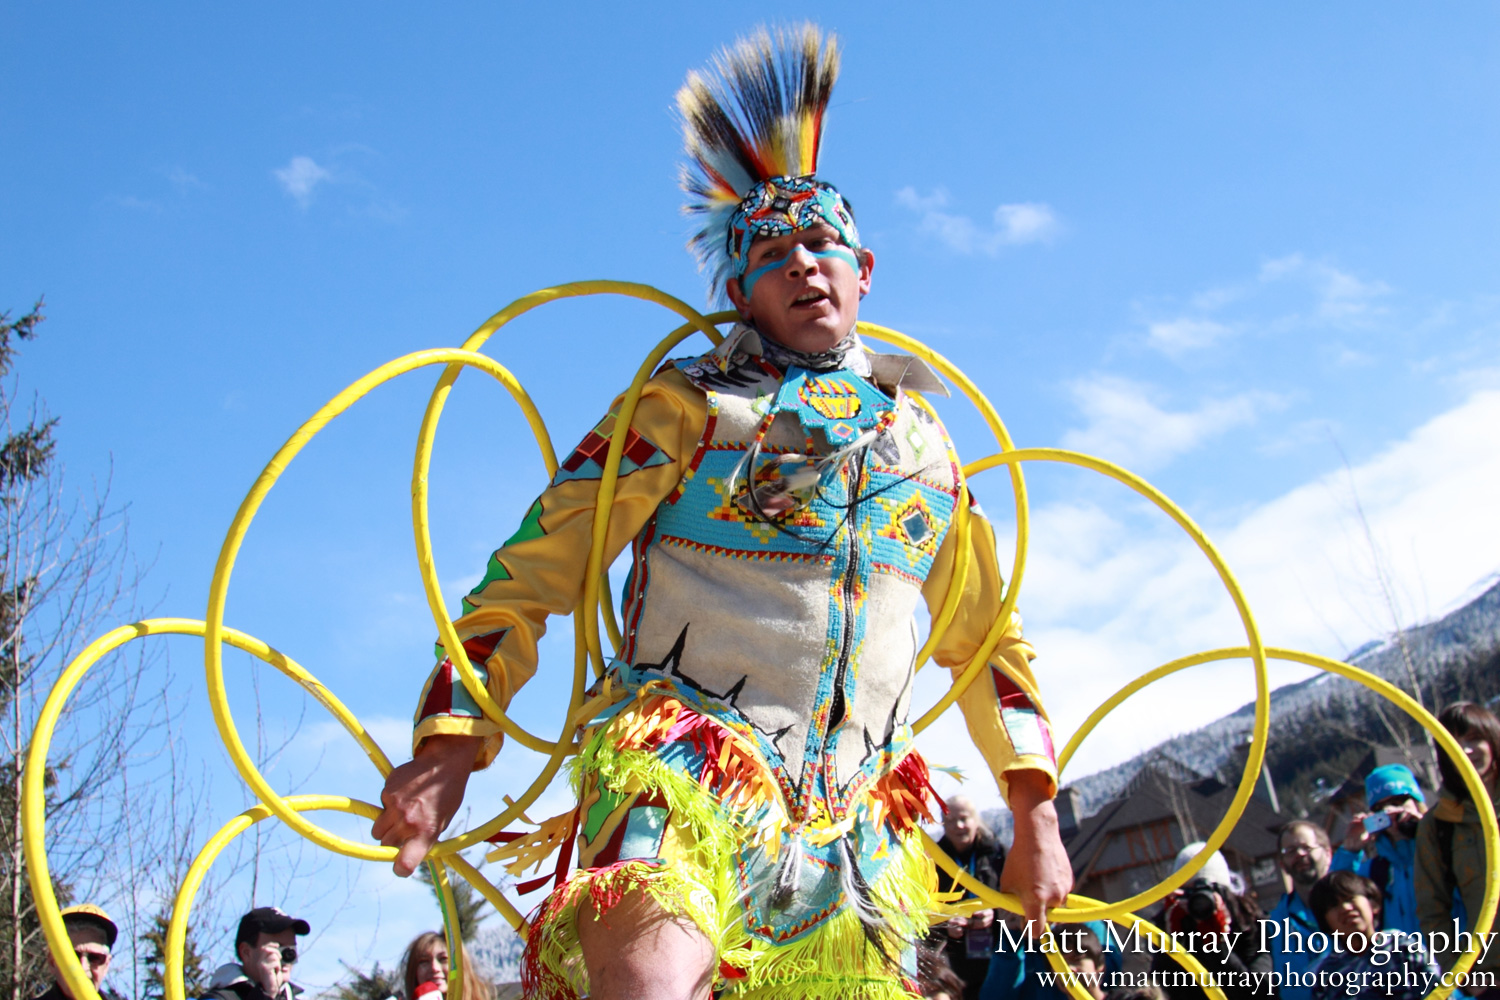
[922,493,1059,806]
[411,368,707,769]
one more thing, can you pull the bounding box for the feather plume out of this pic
[678,24,842,293]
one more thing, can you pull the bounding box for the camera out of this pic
[1163,877,1232,936]
[1182,878,1222,923]
[1362,812,1392,834]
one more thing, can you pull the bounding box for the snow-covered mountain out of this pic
[1064,574,1500,817]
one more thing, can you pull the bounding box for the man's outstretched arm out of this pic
[921,491,1072,928]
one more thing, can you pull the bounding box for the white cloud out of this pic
[895,186,1060,255]
[915,389,1500,814]
[167,166,206,191]
[1141,254,1390,359]
[1146,318,1235,356]
[274,155,331,207]
[1259,253,1390,323]
[993,202,1061,245]
[1059,375,1279,470]
[894,187,949,213]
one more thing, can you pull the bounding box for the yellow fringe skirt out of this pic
[512,693,943,999]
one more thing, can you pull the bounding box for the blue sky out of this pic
[5,1,1500,990]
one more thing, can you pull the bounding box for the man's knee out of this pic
[576,890,715,1000]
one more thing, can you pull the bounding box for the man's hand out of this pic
[1343,812,1372,852]
[1000,769,1073,938]
[371,734,481,876]
[256,949,292,998]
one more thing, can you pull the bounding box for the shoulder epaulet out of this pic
[865,350,950,397]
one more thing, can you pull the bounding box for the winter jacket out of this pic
[1414,788,1500,977]
[199,963,302,1000]
[1331,833,1419,933]
[1266,891,1327,1000]
[34,983,128,1000]
[935,831,1006,1000]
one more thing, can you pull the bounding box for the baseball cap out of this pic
[235,907,310,947]
[60,904,118,949]
[1366,764,1424,809]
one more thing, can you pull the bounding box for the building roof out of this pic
[1065,763,1289,883]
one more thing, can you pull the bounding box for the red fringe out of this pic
[870,751,944,835]
[615,697,777,816]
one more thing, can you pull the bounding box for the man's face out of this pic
[1278,827,1330,886]
[1372,794,1423,839]
[238,929,298,996]
[944,800,980,852]
[48,923,111,999]
[725,224,873,355]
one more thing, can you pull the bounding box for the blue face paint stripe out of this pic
[739,246,861,301]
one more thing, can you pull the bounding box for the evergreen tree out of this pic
[138,910,210,1000]
[414,865,486,946]
[327,962,402,1000]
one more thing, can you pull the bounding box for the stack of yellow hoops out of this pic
[21,283,1497,1000]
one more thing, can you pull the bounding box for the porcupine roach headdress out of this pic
[677,25,862,300]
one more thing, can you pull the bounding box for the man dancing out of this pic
[373,26,1070,1000]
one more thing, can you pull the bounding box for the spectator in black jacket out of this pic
[935,795,1007,1000]
[201,908,309,1000]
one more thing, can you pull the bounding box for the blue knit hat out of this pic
[1366,763,1424,809]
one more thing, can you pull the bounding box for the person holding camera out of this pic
[1332,764,1426,934]
[201,908,309,1000]
[1149,844,1269,1000]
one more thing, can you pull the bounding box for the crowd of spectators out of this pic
[34,699,1497,1000]
[920,699,1500,1000]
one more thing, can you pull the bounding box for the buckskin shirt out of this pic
[411,325,1058,999]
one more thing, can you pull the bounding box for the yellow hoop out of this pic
[18,286,1493,1000]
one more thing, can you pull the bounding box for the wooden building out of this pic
[1061,760,1291,909]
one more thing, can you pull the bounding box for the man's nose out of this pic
[784,244,819,276]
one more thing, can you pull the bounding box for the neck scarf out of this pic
[755,328,869,376]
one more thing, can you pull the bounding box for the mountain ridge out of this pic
[1063,574,1500,817]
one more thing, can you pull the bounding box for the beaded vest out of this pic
[613,327,961,826]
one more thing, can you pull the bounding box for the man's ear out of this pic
[237,940,253,967]
[857,247,875,299]
[725,277,750,319]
